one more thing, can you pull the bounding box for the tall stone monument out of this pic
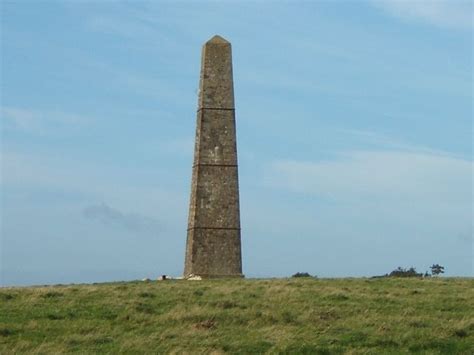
[184,35,243,278]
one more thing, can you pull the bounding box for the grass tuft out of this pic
[194,319,216,330]
[46,313,65,320]
[0,293,15,301]
[41,291,64,299]
[0,328,16,337]
[138,291,155,298]
[134,302,155,314]
[453,329,468,338]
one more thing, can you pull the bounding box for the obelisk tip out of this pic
[206,35,230,44]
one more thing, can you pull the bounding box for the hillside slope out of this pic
[1,278,473,354]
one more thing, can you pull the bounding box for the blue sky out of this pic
[1,0,472,286]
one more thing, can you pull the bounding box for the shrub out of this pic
[292,272,313,278]
[388,267,422,278]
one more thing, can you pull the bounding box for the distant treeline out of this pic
[291,264,445,279]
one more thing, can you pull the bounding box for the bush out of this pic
[388,267,422,278]
[292,272,313,278]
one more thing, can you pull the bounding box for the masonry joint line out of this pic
[193,163,237,168]
[197,107,235,112]
[188,226,241,231]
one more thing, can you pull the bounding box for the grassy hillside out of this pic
[1,278,473,354]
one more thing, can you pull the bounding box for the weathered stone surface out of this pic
[184,35,243,278]
[198,35,235,110]
[185,229,242,278]
[188,165,240,229]
[193,109,237,166]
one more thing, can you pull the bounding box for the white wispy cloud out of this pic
[266,150,472,203]
[340,129,470,159]
[373,0,473,29]
[1,107,88,133]
[88,15,157,39]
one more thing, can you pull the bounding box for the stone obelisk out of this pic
[184,35,243,278]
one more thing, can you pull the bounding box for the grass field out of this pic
[1,277,473,354]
